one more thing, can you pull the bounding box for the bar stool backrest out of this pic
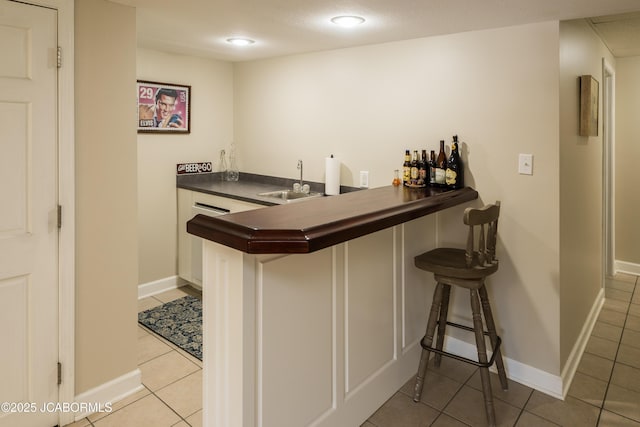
[462,201,501,268]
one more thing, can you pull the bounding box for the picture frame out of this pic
[137,80,191,133]
[579,75,598,137]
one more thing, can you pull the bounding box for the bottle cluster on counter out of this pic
[395,135,464,189]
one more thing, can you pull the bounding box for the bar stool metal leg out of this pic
[413,283,444,402]
[479,284,508,390]
[470,288,496,427]
[434,284,451,367]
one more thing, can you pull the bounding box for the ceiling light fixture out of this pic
[226,37,255,46]
[330,15,366,27]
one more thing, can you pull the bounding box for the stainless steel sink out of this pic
[258,189,323,202]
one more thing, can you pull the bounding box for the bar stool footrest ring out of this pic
[420,320,502,369]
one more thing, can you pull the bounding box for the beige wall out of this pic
[615,56,640,267]
[75,0,138,393]
[558,19,613,368]
[130,17,622,385]
[64,0,637,402]
[136,49,234,285]
[235,22,563,375]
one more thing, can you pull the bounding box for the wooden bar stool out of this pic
[412,201,507,427]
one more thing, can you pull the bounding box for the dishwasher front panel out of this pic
[190,203,229,286]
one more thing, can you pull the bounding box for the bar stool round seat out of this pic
[415,248,499,281]
[412,201,507,427]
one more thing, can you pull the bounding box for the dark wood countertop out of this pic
[187,185,478,254]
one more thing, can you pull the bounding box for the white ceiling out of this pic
[589,12,640,57]
[110,0,640,62]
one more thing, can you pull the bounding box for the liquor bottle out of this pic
[410,150,419,185]
[402,150,411,185]
[429,150,436,186]
[418,150,427,185]
[446,135,463,189]
[435,140,447,187]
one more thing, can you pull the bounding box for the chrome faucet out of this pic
[297,160,303,187]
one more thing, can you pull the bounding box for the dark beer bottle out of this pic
[402,150,411,185]
[410,150,419,184]
[446,135,463,189]
[429,150,437,186]
[418,150,427,185]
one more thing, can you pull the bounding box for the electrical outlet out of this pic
[518,154,533,175]
[359,171,369,188]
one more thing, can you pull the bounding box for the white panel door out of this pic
[0,1,59,426]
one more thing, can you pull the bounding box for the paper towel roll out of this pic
[325,156,340,195]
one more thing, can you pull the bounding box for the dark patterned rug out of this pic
[138,295,202,360]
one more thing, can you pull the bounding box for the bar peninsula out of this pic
[187,185,478,427]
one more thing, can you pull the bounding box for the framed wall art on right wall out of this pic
[579,75,599,137]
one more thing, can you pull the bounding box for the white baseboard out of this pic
[443,336,564,399]
[560,287,604,398]
[74,368,143,420]
[615,260,640,276]
[443,287,604,400]
[138,275,189,299]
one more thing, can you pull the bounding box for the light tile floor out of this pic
[365,273,640,427]
[66,273,639,427]
[65,287,203,427]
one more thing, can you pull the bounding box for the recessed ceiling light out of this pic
[226,37,255,46]
[330,15,366,27]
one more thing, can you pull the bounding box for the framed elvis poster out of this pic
[137,80,191,133]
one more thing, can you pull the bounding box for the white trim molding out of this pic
[74,369,144,421]
[442,287,603,402]
[442,336,565,399]
[560,288,604,398]
[22,1,76,426]
[615,260,640,276]
[138,275,189,299]
[602,58,616,278]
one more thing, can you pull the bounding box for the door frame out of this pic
[16,1,75,425]
[602,58,615,278]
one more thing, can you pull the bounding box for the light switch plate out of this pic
[359,171,369,188]
[518,154,533,175]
